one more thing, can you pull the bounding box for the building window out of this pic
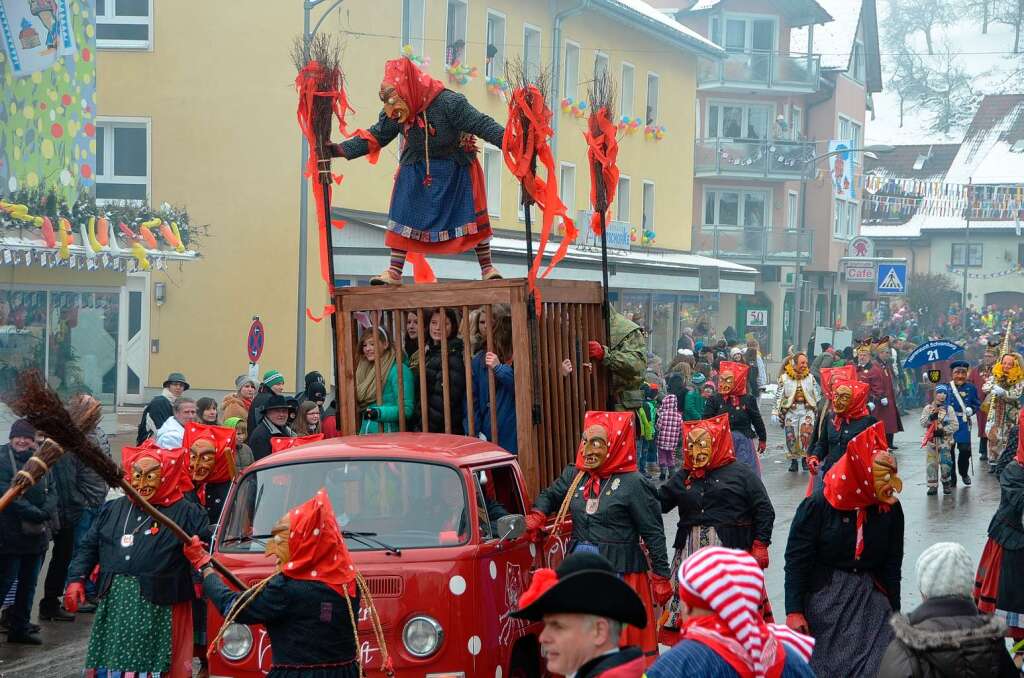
[445,0,468,66]
[616,177,630,222]
[838,115,863,165]
[851,40,866,82]
[563,41,580,101]
[642,182,655,232]
[646,72,659,125]
[722,15,776,53]
[483,146,502,218]
[833,199,844,236]
[560,163,576,217]
[707,102,771,139]
[620,63,635,118]
[524,25,542,83]
[95,118,149,202]
[402,0,426,56]
[846,202,858,237]
[951,243,983,267]
[790,105,802,139]
[787,191,799,231]
[485,11,506,79]
[96,0,152,49]
[704,188,769,228]
[594,51,609,82]
[710,16,721,45]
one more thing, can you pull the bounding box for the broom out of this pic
[1,371,245,589]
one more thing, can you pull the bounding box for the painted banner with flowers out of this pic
[0,0,96,207]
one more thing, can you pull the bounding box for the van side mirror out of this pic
[496,514,525,541]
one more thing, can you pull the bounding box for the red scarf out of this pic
[121,443,191,507]
[283,489,357,598]
[584,107,620,235]
[820,365,856,402]
[682,414,735,486]
[574,411,637,499]
[183,423,238,504]
[718,361,750,407]
[831,379,870,430]
[382,58,444,130]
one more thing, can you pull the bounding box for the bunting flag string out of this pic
[947,264,1024,279]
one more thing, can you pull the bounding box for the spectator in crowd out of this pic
[920,387,958,496]
[472,313,517,453]
[684,373,709,421]
[0,420,57,645]
[196,397,219,425]
[293,370,325,406]
[423,308,468,434]
[811,344,835,381]
[294,401,323,436]
[355,327,416,435]
[222,416,255,470]
[247,394,297,461]
[655,391,682,480]
[677,326,695,353]
[878,542,1017,678]
[136,372,189,444]
[221,375,256,422]
[307,381,328,415]
[747,338,768,391]
[404,310,422,372]
[155,397,197,449]
[247,369,287,437]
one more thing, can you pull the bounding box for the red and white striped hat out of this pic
[677,547,814,677]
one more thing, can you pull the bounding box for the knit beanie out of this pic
[691,372,707,386]
[223,416,242,429]
[262,370,285,388]
[235,374,256,390]
[9,418,36,440]
[917,542,974,599]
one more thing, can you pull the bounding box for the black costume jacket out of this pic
[658,462,774,550]
[809,413,878,475]
[68,496,209,606]
[703,394,767,441]
[989,460,1024,550]
[785,491,904,614]
[534,465,670,577]
[205,573,359,677]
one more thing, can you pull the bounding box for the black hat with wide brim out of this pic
[509,552,646,627]
[264,394,297,412]
[163,372,190,390]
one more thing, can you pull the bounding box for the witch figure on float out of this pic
[329,57,506,284]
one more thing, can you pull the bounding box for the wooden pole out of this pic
[317,157,342,434]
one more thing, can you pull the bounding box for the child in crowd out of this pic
[655,390,682,480]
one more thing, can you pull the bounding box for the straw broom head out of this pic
[291,33,344,161]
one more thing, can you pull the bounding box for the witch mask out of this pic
[380,84,410,123]
[265,514,291,568]
[686,428,713,469]
[581,425,610,470]
[833,385,853,414]
[189,439,217,483]
[717,372,735,396]
[872,451,902,505]
[131,456,163,500]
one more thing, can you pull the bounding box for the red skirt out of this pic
[974,538,1002,616]
[621,572,659,667]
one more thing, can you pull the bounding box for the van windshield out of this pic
[219,460,470,551]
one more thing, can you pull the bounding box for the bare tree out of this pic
[966,0,993,33]
[885,0,955,54]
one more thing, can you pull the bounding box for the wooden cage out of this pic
[333,279,608,498]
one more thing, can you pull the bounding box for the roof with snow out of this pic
[595,0,725,59]
[678,0,831,25]
[790,0,881,92]
[944,95,1024,185]
[865,144,960,182]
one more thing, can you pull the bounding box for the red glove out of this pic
[750,540,770,569]
[786,612,810,634]
[757,440,767,455]
[525,510,548,541]
[64,581,86,613]
[650,574,673,607]
[183,535,212,570]
[588,341,605,361]
[806,456,820,475]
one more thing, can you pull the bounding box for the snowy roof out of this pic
[862,216,1022,239]
[865,144,960,183]
[595,0,724,58]
[944,95,1024,185]
[791,0,862,70]
[679,0,831,24]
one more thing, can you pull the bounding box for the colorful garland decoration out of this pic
[400,44,430,68]
[445,60,479,86]
[644,124,667,141]
[485,75,510,96]
[560,96,588,119]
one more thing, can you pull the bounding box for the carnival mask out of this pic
[189,439,217,483]
[871,451,902,505]
[833,385,853,414]
[856,347,872,365]
[131,456,163,500]
[380,84,410,123]
[952,367,968,385]
[686,428,713,469]
[796,354,809,374]
[265,514,291,568]
[1001,355,1019,374]
[581,425,610,470]
[717,372,735,396]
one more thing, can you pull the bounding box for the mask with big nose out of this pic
[872,451,902,504]
[581,425,610,470]
[833,385,853,414]
[264,514,291,568]
[131,456,162,500]
[380,84,410,123]
[686,428,713,468]
[189,439,216,483]
[717,372,735,396]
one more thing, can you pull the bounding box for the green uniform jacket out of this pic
[604,310,647,409]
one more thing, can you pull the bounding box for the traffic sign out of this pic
[876,263,907,295]
[845,263,875,282]
[849,236,874,259]
[247,317,265,363]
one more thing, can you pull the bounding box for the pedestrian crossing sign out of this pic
[876,263,907,295]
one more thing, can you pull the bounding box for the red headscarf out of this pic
[271,433,325,454]
[283,488,357,598]
[820,365,857,402]
[822,421,895,559]
[183,422,238,484]
[831,379,870,430]
[717,361,750,406]
[121,444,191,507]
[682,413,736,486]
[574,411,637,499]
[382,58,445,128]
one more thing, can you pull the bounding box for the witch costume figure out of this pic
[330,58,505,285]
[183,421,238,525]
[703,361,767,476]
[657,413,775,644]
[974,407,1024,664]
[807,364,857,455]
[982,351,1024,470]
[186,489,364,677]
[807,378,877,489]
[65,445,209,678]
[525,411,672,666]
[772,353,821,473]
[785,421,905,678]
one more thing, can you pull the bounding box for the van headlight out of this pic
[403,615,443,657]
[219,622,253,660]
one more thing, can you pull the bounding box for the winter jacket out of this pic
[683,389,706,421]
[423,337,467,435]
[154,415,185,448]
[246,387,276,438]
[809,413,878,476]
[359,360,416,435]
[655,395,682,452]
[574,647,645,678]
[0,443,58,555]
[221,393,250,422]
[247,418,295,462]
[470,352,518,453]
[79,428,112,507]
[603,310,648,410]
[136,392,173,444]
[703,393,767,441]
[877,596,1017,678]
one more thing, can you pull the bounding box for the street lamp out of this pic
[296,0,345,387]
[793,143,892,352]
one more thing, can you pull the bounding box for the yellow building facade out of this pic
[94,0,747,397]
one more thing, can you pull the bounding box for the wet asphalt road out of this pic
[0,409,1003,676]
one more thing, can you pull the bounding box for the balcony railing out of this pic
[692,227,814,264]
[695,138,814,180]
[698,51,821,92]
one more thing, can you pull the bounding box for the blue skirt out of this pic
[387,158,488,246]
[733,432,761,477]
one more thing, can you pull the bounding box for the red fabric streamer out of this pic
[406,252,437,283]
[352,129,381,164]
[295,61,354,322]
[502,85,578,312]
[584,108,620,235]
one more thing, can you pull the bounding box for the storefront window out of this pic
[678,293,718,346]
[651,295,675,364]
[0,291,48,396]
[619,293,651,333]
